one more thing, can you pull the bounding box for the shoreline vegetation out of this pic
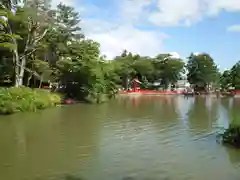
[220,125,240,148]
[219,115,240,148]
[0,87,61,115]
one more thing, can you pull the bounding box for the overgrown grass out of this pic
[0,86,61,115]
[219,118,240,148]
[220,125,240,148]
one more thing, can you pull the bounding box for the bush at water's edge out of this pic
[219,123,240,148]
[0,87,61,115]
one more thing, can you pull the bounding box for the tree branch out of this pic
[15,62,41,78]
[34,28,48,45]
[19,48,38,60]
[19,28,48,60]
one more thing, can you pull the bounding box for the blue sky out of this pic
[54,0,240,70]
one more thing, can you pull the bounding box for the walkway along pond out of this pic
[0,96,240,180]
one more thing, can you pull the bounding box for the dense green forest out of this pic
[0,0,240,103]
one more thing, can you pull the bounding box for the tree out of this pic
[0,1,120,103]
[0,4,22,86]
[132,56,154,78]
[160,58,185,88]
[111,52,185,90]
[32,59,53,88]
[44,3,83,57]
[220,70,232,89]
[40,2,84,83]
[0,0,52,86]
[186,53,219,90]
[20,0,53,85]
[113,50,136,89]
[219,61,240,90]
[152,54,185,89]
[4,0,240,105]
[230,61,240,89]
[55,38,107,101]
[0,0,19,9]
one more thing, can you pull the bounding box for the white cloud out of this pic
[51,0,75,8]
[207,0,240,14]
[114,0,240,27]
[82,22,168,58]
[118,0,152,23]
[148,0,240,26]
[51,0,240,58]
[227,24,240,32]
[193,52,202,56]
[149,0,204,26]
[169,52,180,58]
[79,1,170,58]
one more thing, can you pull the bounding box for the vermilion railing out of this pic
[231,90,240,94]
[118,89,182,94]
[119,89,240,94]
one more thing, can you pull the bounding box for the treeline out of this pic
[219,62,240,90]
[0,0,240,102]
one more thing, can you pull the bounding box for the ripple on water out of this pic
[1,96,240,180]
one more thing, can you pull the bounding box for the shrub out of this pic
[0,87,61,115]
[220,125,240,148]
[219,117,240,148]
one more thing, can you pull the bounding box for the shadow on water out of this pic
[65,175,84,180]
[228,98,240,125]
[63,175,171,180]
[64,175,86,180]
[225,147,240,166]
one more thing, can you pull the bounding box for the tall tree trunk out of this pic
[18,56,26,86]
[13,48,21,87]
[39,77,43,88]
[27,74,32,87]
[7,23,21,87]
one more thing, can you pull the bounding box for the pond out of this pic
[0,95,240,180]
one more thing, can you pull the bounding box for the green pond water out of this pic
[0,96,240,180]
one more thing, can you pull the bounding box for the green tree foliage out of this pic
[220,70,232,89]
[186,53,219,90]
[231,61,240,89]
[4,1,240,104]
[111,51,185,90]
[153,56,185,88]
[0,0,52,86]
[0,0,19,9]
[220,61,240,90]
[0,1,186,97]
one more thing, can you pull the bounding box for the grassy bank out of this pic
[220,125,240,148]
[0,87,61,115]
[219,118,240,148]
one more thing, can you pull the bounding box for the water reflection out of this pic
[0,107,100,180]
[176,96,194,119]
[65,175,84,180]
[59,174,173,180]
[186,97,218,134]
[116,95,179,123]
[225,147,240,166]
[0,96,240,180]
[221,98,240,125]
